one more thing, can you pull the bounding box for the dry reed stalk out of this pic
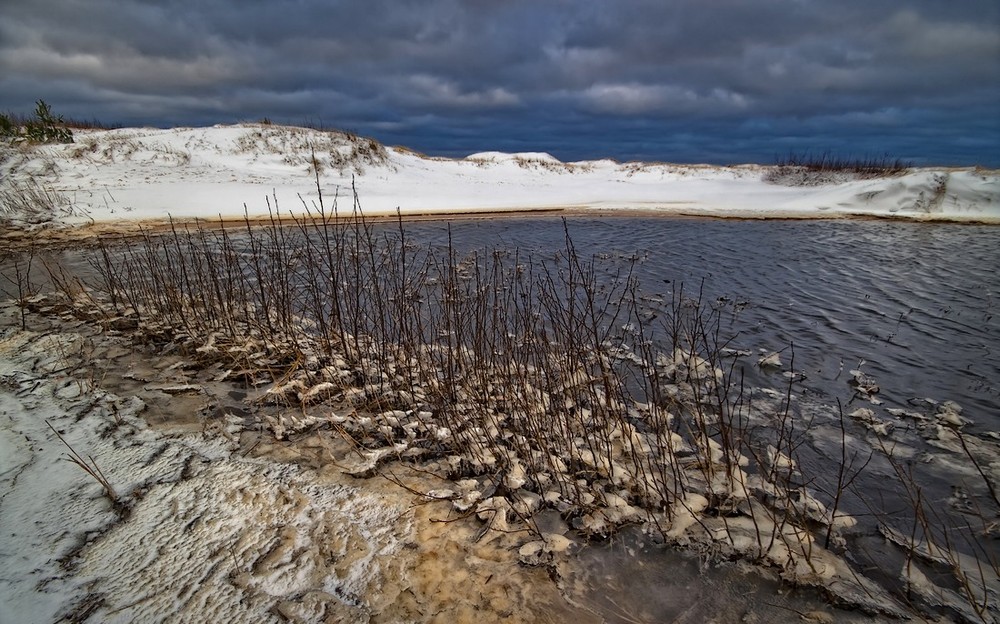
[46,420,117,502]
[65,193,996,621]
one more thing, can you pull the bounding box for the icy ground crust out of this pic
[0,323,415,623]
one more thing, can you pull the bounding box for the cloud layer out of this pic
[2,0,998,165]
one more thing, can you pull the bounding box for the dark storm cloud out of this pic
[1,0,997,164]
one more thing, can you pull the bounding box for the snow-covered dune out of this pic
[1,124,998,228]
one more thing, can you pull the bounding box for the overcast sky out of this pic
[1,0,998,165]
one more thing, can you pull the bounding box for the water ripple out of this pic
[411,216,1000,422]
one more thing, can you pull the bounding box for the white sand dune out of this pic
[2,124,997,228]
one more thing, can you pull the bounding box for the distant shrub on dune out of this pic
[0,100,74,145]
[765,151,911,186]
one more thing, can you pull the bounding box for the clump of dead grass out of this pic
[765,152,911,186]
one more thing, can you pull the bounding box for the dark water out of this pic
[399,216,1000,426]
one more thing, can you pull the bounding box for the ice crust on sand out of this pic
[0,318,410,623]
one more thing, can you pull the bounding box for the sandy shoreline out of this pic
[4,203,998,252]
